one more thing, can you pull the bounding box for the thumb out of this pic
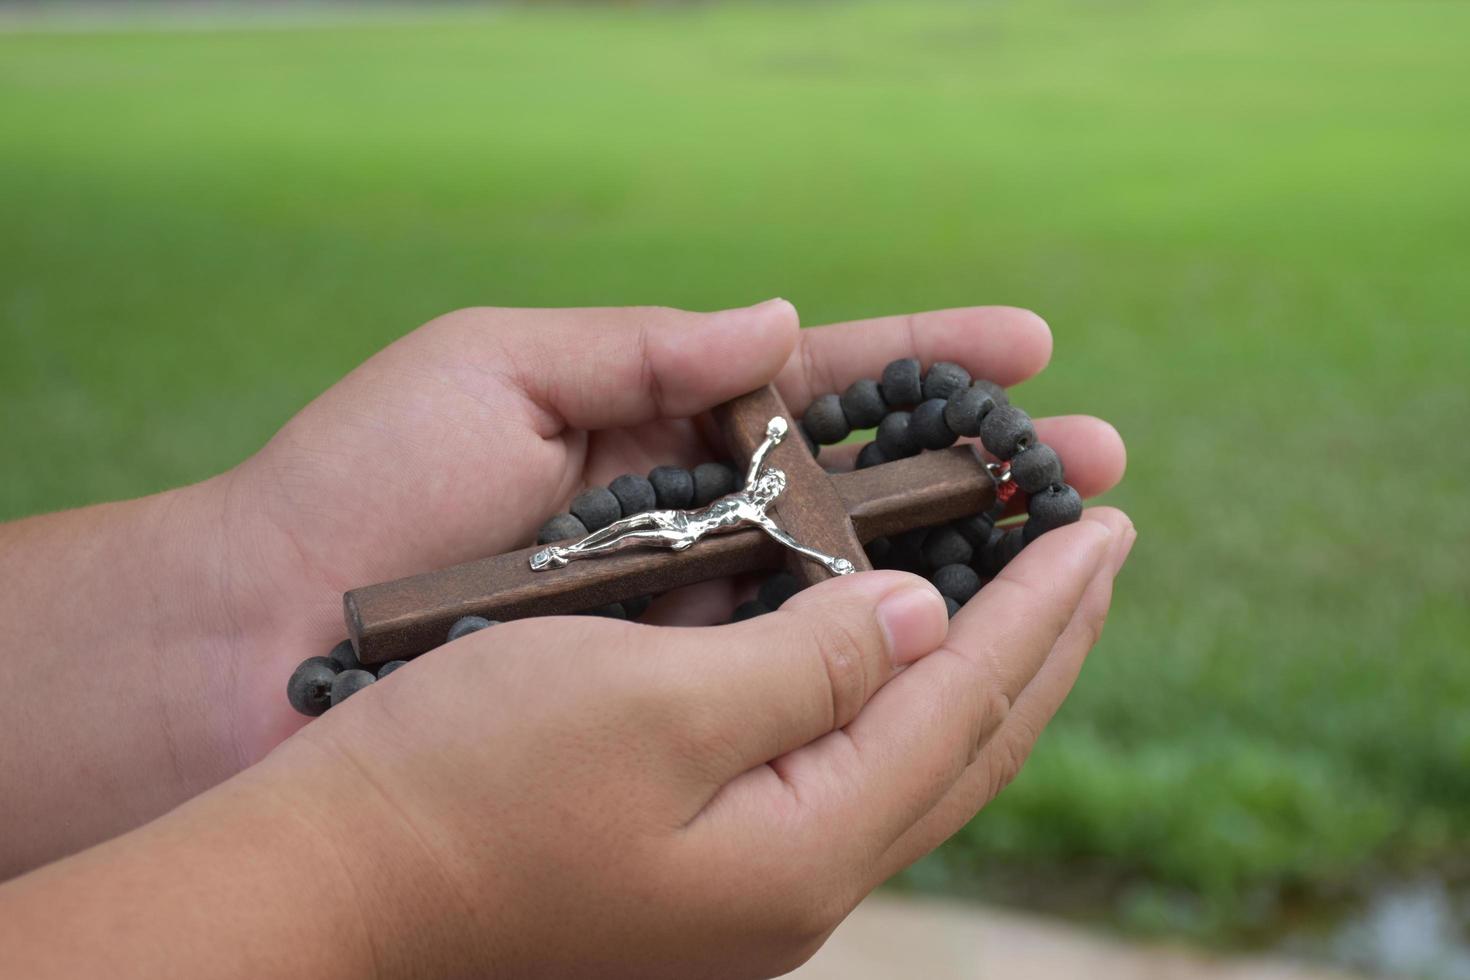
[633,569,950,788]
[449,299,800,431]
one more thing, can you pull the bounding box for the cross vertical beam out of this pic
[713,386,872,587]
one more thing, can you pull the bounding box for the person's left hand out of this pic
[224,299,1126,757]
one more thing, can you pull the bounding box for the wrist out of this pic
[147,472,270,653]
[249,730,483,978]
[0,739,458,980]
[171,465,349,761]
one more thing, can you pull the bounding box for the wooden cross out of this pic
[344,384,998,664]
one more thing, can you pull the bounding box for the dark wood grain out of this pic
[834,445,996,541]
[344,384,998,664]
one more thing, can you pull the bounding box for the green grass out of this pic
[3,0,1468,942]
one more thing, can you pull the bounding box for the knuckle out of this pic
[987,733,1036,798]
[924,647,993,767]
[806,612,879,728]
[977,686,1014,745]
[627,303,684,320]
[1079,611,1106,651]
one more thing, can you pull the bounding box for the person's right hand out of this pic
[268,505,1133,979]
[0,298,1130,884]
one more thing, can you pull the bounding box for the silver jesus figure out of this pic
[530,416,856,576]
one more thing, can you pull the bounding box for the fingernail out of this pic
[747,296,793,314]
[715,297,795,321]
[877,582,949,666]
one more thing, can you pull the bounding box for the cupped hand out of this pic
[0,298,1130,889]
[226,300,1127,759]
[275,498,1132,978]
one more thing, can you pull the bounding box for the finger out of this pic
[874,521,1136,879]
[691,510,1125,864]
[643,570,949,792]
[639,414,1125,627]
[775,306,1052,414]
[446,299,800,433]
[638,578,744,626]
[822,414,1127,505]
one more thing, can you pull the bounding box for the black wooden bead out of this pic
[579,602,627,619]
[648,465,695,509]
[803,393,850,445]
[985,497,1009,523]
[608,473,656,517]
[1010,444,1064,495]
[840,378,887,429]
[623,595,653,620]
[286,656,337,717]
[875,411,918,459]
[944,596,961,619]
[797,421,820,456]
[980,404,1036,460]
[973,379,1008,407]
[923,526,974,569]
[953,513,995,550]
[330,669,376,706]
[922,361,972,401]
[693,461,739,505]
[944,385,998,438]
[326,639,361,673]
[911,398,958,450]
[1025,483,1084,542]
[1000,526,1028,563]
[537,512,588,545]
[377,660,408,679]
[880,357,923,407]
[758,571,800,610]
[571,487,621,531]
[865,535,892,563]
[932,563,981,604]
[855,441,888,469]
[980,526,1028,571]
[884,527,929,572]
[976,526,1010,577]
[448,615,497,642]
[732,599,770,621]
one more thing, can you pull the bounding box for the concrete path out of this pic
[791,893,1373,980]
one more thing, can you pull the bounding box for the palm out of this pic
[250,387,721,603]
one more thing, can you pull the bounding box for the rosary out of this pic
[287,358,1082,716]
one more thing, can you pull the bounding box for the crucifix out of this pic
[343,384,999,665]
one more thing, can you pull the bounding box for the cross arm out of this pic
[345,529,784,664]
[831,444,997,540]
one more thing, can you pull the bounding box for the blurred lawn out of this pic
[3,0,1468,940]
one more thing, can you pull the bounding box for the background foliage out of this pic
[3,0,1467,948]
